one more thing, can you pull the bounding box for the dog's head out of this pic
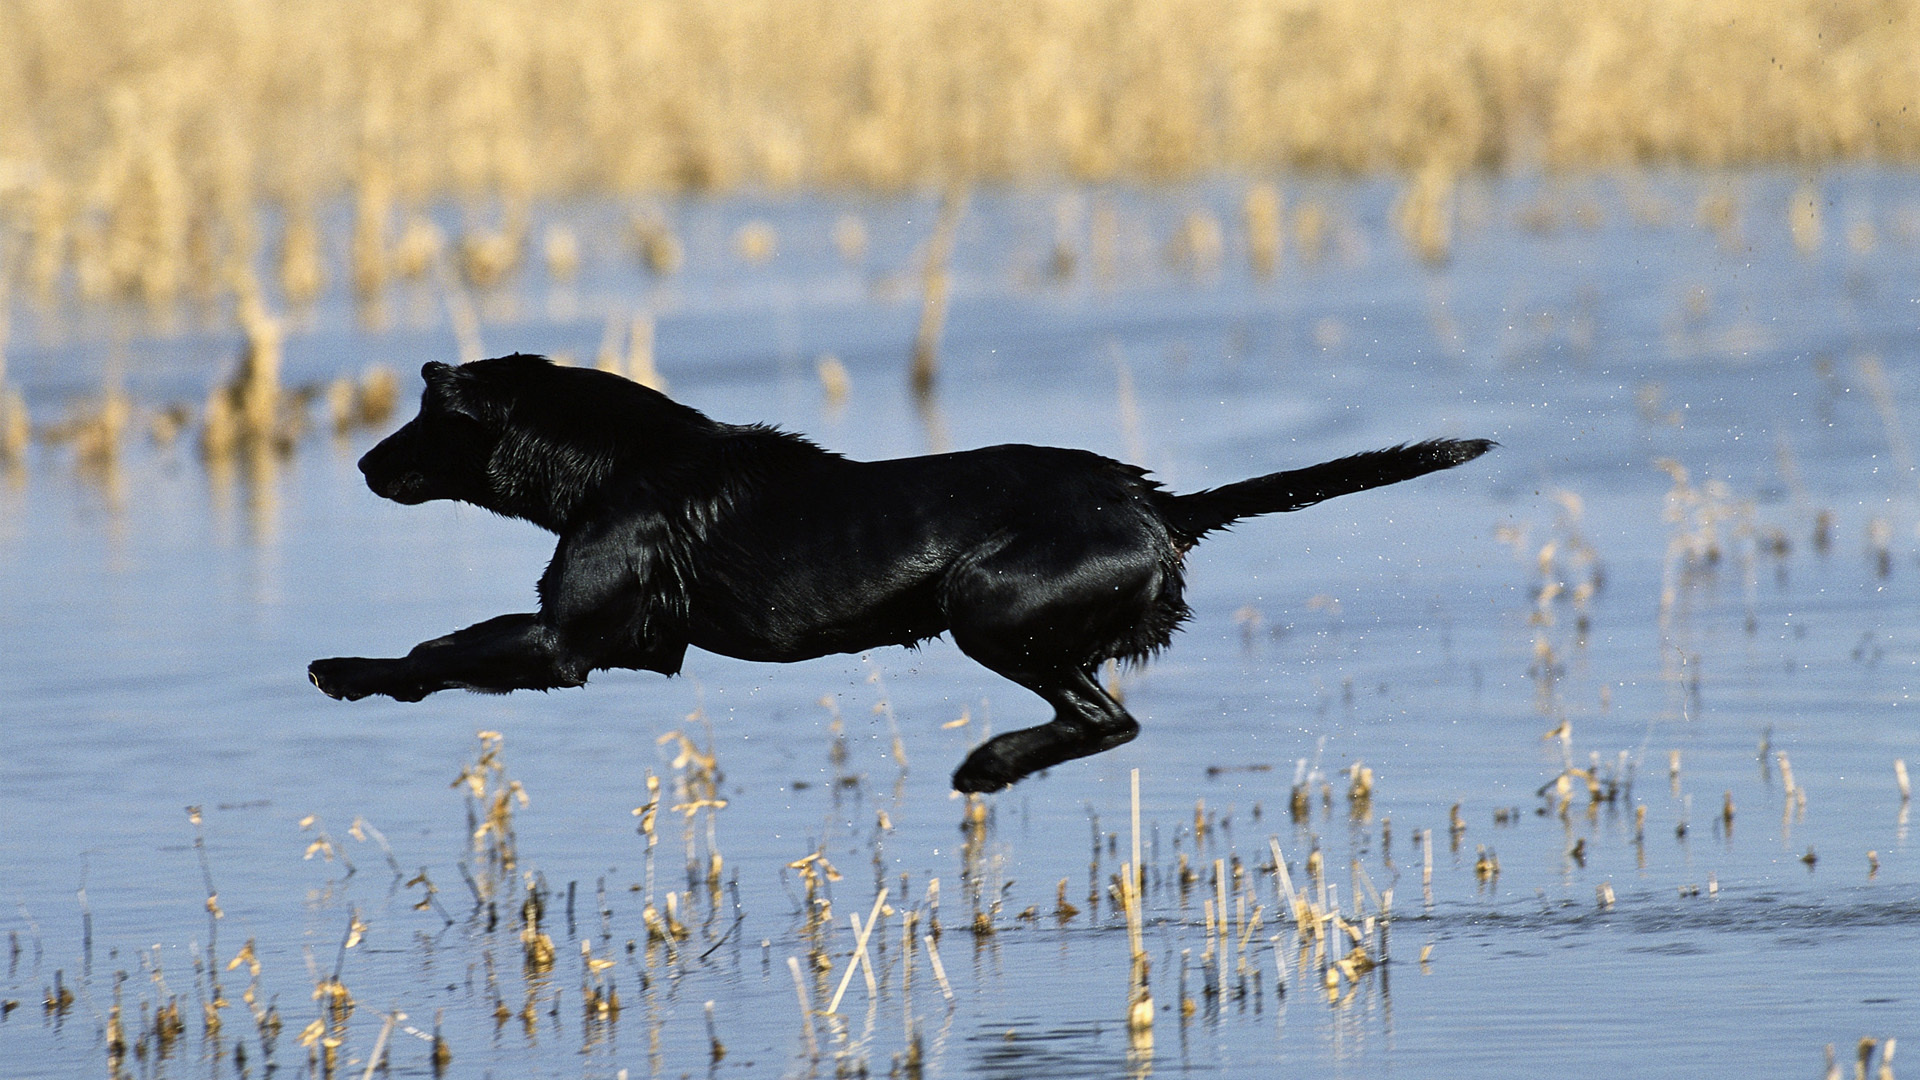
[358,354,719,530]
[358,361,499,507]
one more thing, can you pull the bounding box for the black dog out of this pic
[310,354,1490,792]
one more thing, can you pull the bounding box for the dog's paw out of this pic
[308,657,412,702]
[951,745,1020,794]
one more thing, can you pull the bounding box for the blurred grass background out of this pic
[2,0,1916,306]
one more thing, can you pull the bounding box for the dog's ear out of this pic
[420,360,488,419]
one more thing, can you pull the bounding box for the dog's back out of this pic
[677,442,1182,664]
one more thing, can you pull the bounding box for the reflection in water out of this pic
[201,424,291,549]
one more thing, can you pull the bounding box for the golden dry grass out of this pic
[0,0,1915,305]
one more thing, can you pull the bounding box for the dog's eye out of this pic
[429,410,490,440]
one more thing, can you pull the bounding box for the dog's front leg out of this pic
[307,655,421,701]
[309,613,588,701]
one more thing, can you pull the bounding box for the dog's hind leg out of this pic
[942,545,1166,792]
[950,666,1139,793]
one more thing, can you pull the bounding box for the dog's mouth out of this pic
[370,471,431,504]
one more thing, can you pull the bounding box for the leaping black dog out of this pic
[309,354,1491,792]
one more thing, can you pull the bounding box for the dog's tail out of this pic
[1161,438,1494,546]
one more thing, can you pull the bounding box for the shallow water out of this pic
[4,172,1919,1078]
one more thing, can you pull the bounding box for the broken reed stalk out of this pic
[825,888,889,1015]
[359,1009,403,1080]
[922,934,954,1003]
[351,817,406,879]
[186,806,225,1026]
[704,1000,726,1062]
[1269,838,1301,923]
[1269,932,1290,992]
[787,956,817,1057]
[856,916,880,999]
[909,186,968,400]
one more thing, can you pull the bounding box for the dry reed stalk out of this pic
[1421,829,1434,905]
[1119,862,1151,1036]
[1268,838,1303,928]
[734,221,777,264]
[825,889,889,1015]
[1268,932,1290,993]
[631,215,683,275]
[279,204,325,306]
[392,217,443,281]
[458,212,524,291]
[1290,201,1330,265]
[198,292,287,462]
[1244,183,1282,275]
[921,934,953,1002]
[1395,162,1457,265]
[1168,210,1223,276]
[360,1009,404,1080]
[910,187,968,399]
[833,215,868,262]
[1122,769,1152,1036]
[1130,769,1143,897]
[236,302,282,438]
[1214,858,1230,994]
[787,956,818,1055]
[595,314,625,376]
[705,1000,726,1062]
[621,311,662,389]
[418,1008,449,1072]
[436,261,485,364]
[350,167,391,300]
[542,224,580,282]
[817,355,851,412]
[0,386,25,465]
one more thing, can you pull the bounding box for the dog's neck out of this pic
[477,421,828,534]
[480,441,614,532]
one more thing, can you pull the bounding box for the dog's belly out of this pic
[684,609,947,664]
[681,565,951,664]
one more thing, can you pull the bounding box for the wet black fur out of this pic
[309,354,1492,792]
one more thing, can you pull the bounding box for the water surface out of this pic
[4,173,1918,1078]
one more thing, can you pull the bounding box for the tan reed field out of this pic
[1,0,1917,306]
